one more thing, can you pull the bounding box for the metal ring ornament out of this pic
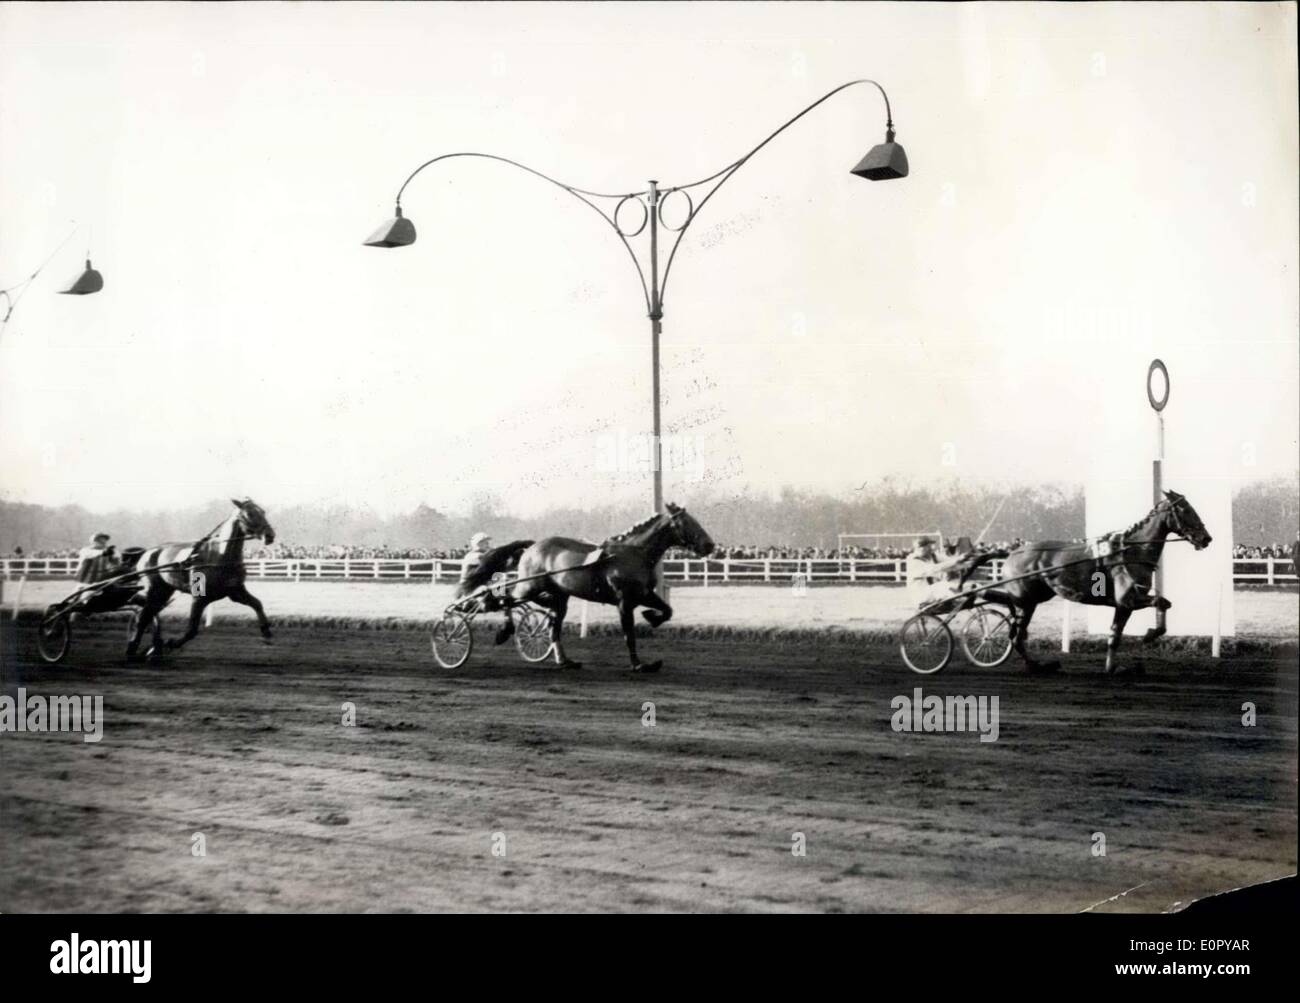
[1146,358,1170,412]
[614,195,648,237]
[657,188,694,232]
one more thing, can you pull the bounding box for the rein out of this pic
[932,537,1197,614]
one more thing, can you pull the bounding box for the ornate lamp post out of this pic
[0,226,104,609]
[365,79,908,514]
[1,225,105,348]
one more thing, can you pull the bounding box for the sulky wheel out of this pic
[959,606,1014,668]
[899,613,952,675]
[37,605,72,664]
[514,606,555,663]
[431,610,474,669]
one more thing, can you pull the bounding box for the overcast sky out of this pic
[1,2,1295,517]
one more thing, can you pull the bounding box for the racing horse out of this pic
[961,490,1212,674]
[459,502,715,672]
[126,498,276,662]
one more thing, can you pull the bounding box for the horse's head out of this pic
[665,502,714,557]
[232,497,276,545]
[1161,490,1212,550]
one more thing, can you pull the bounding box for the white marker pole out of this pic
[11,575,26,619]
[1061,601,1071,653]
[579,599,589,639]
[1211,580,1222,659]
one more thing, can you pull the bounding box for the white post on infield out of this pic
[579,599,589,639]
[1061,601,1071,653]
[10,575,25,620]
[1148,359,1169,638]
[1211,581,1223,659]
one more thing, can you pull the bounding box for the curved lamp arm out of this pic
[390,153,653,314]
[657,79,898,305]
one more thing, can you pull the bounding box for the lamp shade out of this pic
[364,207,416,247]
[59,259,104,295]
[850,139,909,181]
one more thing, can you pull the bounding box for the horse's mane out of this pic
[1118,500,1168,539]
[605,511,663,544]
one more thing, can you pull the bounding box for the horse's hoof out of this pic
[632,660,663,674]
[260,635,275,646]
[556,659,582,670]
[494,626,514,646]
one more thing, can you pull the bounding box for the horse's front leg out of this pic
[1142,596,1171,643]
[639,589,673,629]
[166,596,210,652]
[614,592,660,673]
[1105,606,1138,674]
[229,583,273,643]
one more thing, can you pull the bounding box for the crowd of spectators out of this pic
[12,539,1299,563]
[1233,543,1295,559]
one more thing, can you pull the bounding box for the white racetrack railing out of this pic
[3,556,1296,586]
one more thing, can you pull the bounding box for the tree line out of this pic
[2,474,1295,554]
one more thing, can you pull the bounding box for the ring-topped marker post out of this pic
[1148,359,1170,636]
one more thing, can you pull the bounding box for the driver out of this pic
[75,533,114,584]
[460,532,493,585]
[907,536,968,608]
[460,532,504,611]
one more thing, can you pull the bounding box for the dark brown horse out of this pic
[126,498,276,662]
[459,502,715,672]
[962,490,1212,674]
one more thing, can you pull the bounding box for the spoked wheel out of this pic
[37,605,72,664]
[900,613,953,675]
[431,610,474,668]
[960,606,1014,668]
[514,606,554,663]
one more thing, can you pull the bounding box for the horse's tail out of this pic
[455,540,534,597]
[957,548,1010,586]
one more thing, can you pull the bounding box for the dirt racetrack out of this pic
[1,618,1295,913]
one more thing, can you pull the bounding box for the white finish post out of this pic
[1061,602,1071,653]
[579,599,589,638]
[1211,581,1223,659]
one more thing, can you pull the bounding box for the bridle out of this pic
[1159,497,1205,546]
[193,509,272,552]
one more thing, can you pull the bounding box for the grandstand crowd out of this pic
[12,539,1297,562]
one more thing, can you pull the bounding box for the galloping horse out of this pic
[962,490,1212,674]
[458,502,715,672]
[126,498,276,662]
